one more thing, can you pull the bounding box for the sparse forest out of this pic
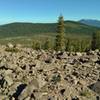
[31,15,100,52]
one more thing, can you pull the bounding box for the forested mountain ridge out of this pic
[0,21,99,38]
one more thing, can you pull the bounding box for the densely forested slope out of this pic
[0,21,99,38]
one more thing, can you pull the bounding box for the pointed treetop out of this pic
[59,13,63,18]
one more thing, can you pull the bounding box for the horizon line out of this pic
[0,18,100,25]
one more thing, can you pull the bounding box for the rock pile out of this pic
[0,45,100,100]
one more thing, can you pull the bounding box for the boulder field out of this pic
[0,45,100,100]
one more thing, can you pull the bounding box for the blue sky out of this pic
[0,0,100,24]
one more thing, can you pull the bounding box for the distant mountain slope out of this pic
[0,21,99,38]
[79,19,100,27]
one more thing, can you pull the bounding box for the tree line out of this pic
[32,15,100,52]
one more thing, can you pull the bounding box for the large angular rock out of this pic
[4,69,13,75]
[6,43,14,48]
[18,79,39,99]
[12,83,27,99]
[37,74,47,88]
[4,76,13,86]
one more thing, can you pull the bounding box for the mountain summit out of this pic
[79,19,100,27]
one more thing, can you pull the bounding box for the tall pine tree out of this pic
[55,15,65,51]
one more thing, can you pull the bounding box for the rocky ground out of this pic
[0,44,100,100]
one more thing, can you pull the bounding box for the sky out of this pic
[0,0,100,24]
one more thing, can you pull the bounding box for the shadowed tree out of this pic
[35,41,41,50]
[65,38,70,51]
[44,38,51,50]
[91,31,100,50]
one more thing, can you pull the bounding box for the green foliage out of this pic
[80,89,91,97]
[55,15,65,51]
[43,38,52,50]
[65,39,70,51]
[0,21,99,38]
[91,31,100,50]
[51,74,61,84]
[31,35,91,52]
[35,41,41,50]
[32,41,35,49]
[1,16,100,51]
[5,48,19,53]
[65,38,91,52]
[32,41,41,50]
[65,39,76,52]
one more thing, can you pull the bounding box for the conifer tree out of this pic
[35,41,41,50]
[32,40,36,49]
[55,15,65,51]
[65,39,70,51]
[44,38,51,50]
[91,31,100,50]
